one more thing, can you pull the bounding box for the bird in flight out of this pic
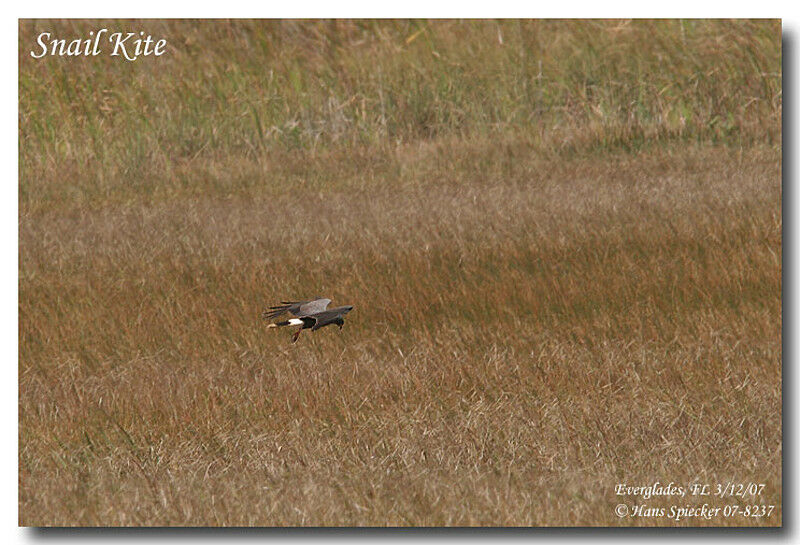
[263,297,354,343]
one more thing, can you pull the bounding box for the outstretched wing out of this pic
[262,298,331,320]
[297,298,332,316]
[306,309,343,331]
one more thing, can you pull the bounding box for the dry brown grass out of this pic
[19,20,781,526]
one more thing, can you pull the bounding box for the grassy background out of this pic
[19,20,781,526]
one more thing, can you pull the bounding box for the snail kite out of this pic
[263,297,354,343]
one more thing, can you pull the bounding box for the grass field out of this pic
[19,20,781,526]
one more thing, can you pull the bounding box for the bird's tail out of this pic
[267,319,302,329]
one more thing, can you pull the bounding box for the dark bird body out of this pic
[263,297,353,343]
